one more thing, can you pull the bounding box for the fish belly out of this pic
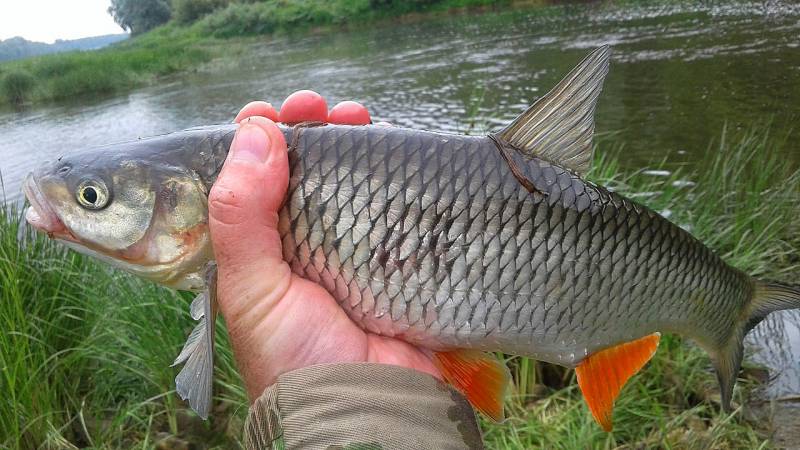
[276,125,751,366]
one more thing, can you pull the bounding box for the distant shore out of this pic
[0,0,518,107]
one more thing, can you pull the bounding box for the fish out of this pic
[22,46,800,429]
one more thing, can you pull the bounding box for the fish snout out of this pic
[22,173,68,236]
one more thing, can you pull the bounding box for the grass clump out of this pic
[0,37,209,104]
[0,69,35,104]
[1,126,797,448]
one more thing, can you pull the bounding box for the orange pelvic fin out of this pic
[433,349,510,422]
[575,333,661,431]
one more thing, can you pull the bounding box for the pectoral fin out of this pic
[173,263,218,419]
[189,292,205,320]
[575,333,660,431]
[432,349,511,422]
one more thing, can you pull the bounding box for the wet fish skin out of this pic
[173,121,752,365]
[269,124,754,365]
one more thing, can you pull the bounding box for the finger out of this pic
[234,101,279,123]
[209,116,289,281]
[328,101,371,125]
[278,89,328,124]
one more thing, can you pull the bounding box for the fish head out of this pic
[23,140,213,290]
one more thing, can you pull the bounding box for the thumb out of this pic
[208,117,290,303]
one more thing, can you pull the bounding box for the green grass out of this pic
[1,126,798,449]
[0,203,246,448]
[0,70,35,105]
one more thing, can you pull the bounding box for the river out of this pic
[1,1,798,398]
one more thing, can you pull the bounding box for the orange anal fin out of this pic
[432,349,510,422]
[575,333,661,432]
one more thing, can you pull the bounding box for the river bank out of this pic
[0,0,521,107]
[2,126,797,449]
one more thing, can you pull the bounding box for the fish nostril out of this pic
[57,165,71,175]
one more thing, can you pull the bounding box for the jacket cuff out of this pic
[244,362,484,450]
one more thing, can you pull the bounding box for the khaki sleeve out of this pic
[244,362,484,450]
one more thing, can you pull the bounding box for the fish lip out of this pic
[22,174,74,241]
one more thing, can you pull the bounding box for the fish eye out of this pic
[76,180,109,210]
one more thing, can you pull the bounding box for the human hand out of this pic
[209,92,441,400]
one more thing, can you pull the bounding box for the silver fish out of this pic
[23,46,800,428]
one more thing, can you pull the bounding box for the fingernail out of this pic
[231,121,270,163]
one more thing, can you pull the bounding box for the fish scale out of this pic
[271,123,748,362]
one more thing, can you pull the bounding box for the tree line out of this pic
[108,0,439,35]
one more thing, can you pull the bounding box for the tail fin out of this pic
[747,281,800,332]
[714,280,800,411]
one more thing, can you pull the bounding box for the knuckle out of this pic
[208,184,250,226]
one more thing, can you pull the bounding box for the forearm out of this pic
[244,363,484,450]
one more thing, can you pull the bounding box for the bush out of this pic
[198,2,275,38]
[173,0,231,24]
[370,0,439,7]
[0,70,35,104]
[197,0,380,38]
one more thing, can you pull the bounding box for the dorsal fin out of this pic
[494,45,611,175]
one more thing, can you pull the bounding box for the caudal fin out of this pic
[747,281,800,331]
[715,280,800,411]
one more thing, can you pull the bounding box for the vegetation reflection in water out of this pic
[1,125,796,449]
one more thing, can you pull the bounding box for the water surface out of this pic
[1,1,798,397]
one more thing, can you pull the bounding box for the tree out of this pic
[108,0,172,35]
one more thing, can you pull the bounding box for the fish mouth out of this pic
[22,174,74,241]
